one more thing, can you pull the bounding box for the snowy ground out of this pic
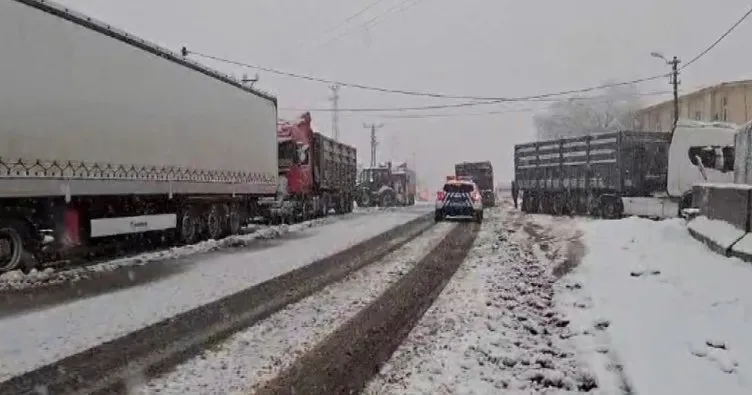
[134,221,457,395]
[0,206,386,292]
[559,216,752,395]
[364,206,600,394]
[0,206,430,382]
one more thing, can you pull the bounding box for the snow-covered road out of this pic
[559,216,752,395]
[0,206,430,382]
[135,221,457,395]
[365,206,599,394]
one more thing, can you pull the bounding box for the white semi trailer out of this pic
[0,0,279,272]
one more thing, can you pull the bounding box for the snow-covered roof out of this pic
[676,118,739,130]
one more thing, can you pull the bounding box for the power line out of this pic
[279,89,674,113]
[298,0,426,59]
[284,0,388,59]
[365,0,426,30]
[185,47,669,101]
[681,6,752,70]
[375,108,535,119]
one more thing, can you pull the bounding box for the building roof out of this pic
[637,79,752,113]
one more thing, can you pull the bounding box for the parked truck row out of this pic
[0,0,361,273]
[513,120,738,219]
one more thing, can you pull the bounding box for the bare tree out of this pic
[533,82,641,140]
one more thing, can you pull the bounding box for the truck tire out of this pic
[434,211,443,222]
[178,209,199,245]
[0,220,26,273]
[227,204,242,236]
[551,194,564,216]
[205,204,225,240]
[678,192,693,217]
[599,196,623,219]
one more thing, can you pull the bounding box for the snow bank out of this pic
[687,215,746,253]
[0,207,430,381]
[560,216,752,395]
[0,212,366,292]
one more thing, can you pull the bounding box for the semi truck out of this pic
[356,162,416,207]
[0,0,281,273]
[262,112,357,223]
[513,120,738,219]
[455,161,495,207]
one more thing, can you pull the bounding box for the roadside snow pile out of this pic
[0,214,347,291]
[558,216,752,395]
[364,208,598,394]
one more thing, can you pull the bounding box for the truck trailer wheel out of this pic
[205,205,225,240]
[178,210,199,245]
[227,204,242,236]
[0,220,28,273]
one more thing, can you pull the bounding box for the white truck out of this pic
[622,119,738,218]
[0,0,279,272]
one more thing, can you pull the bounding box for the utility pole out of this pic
[329,84,341,140]
[669,56,681,136]
[651,52,681,136]
[363,123,384,167]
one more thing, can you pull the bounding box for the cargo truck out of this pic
[261,112,357,223]
[513,120,738,219]
[0,0,279,272]
[391,162,417,206]
[356,162,416,207]
[455,161,495,207]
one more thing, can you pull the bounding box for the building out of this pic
[637,79,752,132]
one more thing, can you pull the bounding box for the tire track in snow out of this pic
[134,222,457,395]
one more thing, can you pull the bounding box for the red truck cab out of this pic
[271,112,357,223]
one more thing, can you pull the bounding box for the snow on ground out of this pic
[135,221,457,395]
[0,206,430,381]
[364,207,599,394]
[558,216,752,395]
[0,207,387,292]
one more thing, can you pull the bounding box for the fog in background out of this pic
[57,0,752,191]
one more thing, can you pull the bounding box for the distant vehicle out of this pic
[455,161,495,207]
[356,161,416,207]
[434,176,484,223]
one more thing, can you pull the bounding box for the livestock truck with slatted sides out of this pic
[0,0,281,273]
[513,120,739,219]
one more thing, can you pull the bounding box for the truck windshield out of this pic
[278,140,296,167]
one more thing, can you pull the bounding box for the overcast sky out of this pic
[56,0,752,190]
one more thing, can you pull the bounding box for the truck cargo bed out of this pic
[514,131,670,196]
[313,133,357,193]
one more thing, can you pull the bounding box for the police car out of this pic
[434,176,484,223]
